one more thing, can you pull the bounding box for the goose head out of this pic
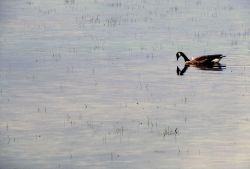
[176,52,183,60]
[176,52,189,62]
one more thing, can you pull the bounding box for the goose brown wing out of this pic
[194,54,223,61]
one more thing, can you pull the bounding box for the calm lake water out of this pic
[1,0,250,169]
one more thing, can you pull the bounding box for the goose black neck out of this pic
[181,53,190,62]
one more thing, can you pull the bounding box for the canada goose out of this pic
[176,52,226,65]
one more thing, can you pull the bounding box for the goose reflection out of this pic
[176,63,226,76]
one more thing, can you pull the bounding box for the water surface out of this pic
[1,0,250,169]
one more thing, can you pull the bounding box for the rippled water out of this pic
[1,0,250,169]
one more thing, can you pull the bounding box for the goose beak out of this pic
[176,53,180,60]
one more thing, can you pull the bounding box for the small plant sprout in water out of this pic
[162,127,179,137]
